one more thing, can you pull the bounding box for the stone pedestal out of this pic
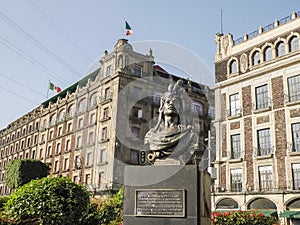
[123,165,211,225]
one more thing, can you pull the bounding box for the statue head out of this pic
[157,80,183,128]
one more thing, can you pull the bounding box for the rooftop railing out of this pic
[233,12,299,46]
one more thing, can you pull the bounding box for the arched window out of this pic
[58,109,66,121]
[216,198,239,210]
[289,36,299,52]
[78,98,87,113]
[49,114,57,126]
[90,93,97,107]
[276,41,285,57]
[247,198,277,210]
[263,46,272,62]
[252,51,260,66]
[229,60,237,74]
[68,104,75,117]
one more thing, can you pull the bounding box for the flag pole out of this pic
[46,79,50,99]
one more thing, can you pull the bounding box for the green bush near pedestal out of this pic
[211,211,279,225]
[3,177,89,225]
[5,159,50,189]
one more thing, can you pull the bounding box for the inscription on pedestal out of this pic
[135,189,185,217]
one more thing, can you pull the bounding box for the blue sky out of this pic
[0,0,299,129]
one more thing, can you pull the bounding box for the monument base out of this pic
[123,165,211,225]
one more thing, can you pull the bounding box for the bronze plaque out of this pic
[135,189,185,217]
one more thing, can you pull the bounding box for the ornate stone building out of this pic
[213,11,300,224]
[0,39,213,196]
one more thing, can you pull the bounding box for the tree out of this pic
[6,159,50,189]
[3,177,90,225]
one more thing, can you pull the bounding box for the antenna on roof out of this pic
[220,9,223,34]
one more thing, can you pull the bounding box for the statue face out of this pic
[162,94,179,116]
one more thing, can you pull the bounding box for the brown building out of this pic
[212,11,300,225]
[0,39,214,197]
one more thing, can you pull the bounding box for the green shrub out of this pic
[211,210,279,225]
[3,177,89,225]
[98,187,123,225]
[0,196,10,210]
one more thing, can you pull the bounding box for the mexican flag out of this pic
[125,21,132,36]
[49,82,62,93]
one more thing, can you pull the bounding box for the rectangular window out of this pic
[86,152,93,166]
[76,136,82,148]
[288,75,300,102]
[54,160,59,172]
[56,143,61,154]
[88,132,94,144]
[231,134,241,159]
[104,87,111,100]
[58,127,63,136]
[293,164,300,190]
[66,140,71,151]
[64,158,69,171]
[102,127,108,140]
[31,150,36,159]
[103,108,110,119]
[255,84,269,110]
[67,122,73,132]
[231,169,242,192]
[90,113,96,124]
[100,149,107,163]
[259,166,272,191]
[47,146,52,157]
[85,174,91,184]
[257,128,272,156]
[98,172,104,186]
[133,64,142,77]
[292,123,300,152]
[229,93,240,116]
[78,118,83,128]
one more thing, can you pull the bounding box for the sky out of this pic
[0,0,299,129]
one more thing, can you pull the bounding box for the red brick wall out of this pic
[272,76,284,109]
[242,86,252,116]
[230,121,240,130]
[275,109,287,189]
[244,117,253,189]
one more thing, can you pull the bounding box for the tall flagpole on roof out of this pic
[46,79,50,99]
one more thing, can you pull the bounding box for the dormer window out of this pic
[229,59,237,74]
[289,36,299,52]
[276,41,285,57]
[252,51,260,66]
[263,46,272,62]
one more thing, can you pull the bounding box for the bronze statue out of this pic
[144,80,197,163]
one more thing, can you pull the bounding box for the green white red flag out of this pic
[125,20,132,36]
[49,82,61,93]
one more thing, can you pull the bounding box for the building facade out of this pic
[0,39,214,197]
[213,11,300,225]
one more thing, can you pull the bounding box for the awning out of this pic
[256,210,277,216]
[280,211,300,218]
